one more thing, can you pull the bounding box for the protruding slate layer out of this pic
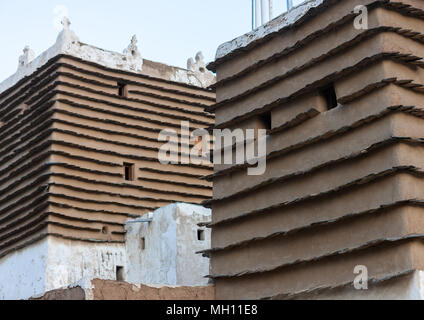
[208,0,424,300]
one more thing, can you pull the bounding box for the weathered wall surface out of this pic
[208,0,424,299]
[0,236,125,300]
[45,237,125,292]
[281,271,424,300]
[125,203,211,286]
[90,280,214,300]
[30,286,85,300]
[175,204,211,286]
[1,214,211,301]
[0,239,48,300]
[31,280,215,300]
[46,56,214,245]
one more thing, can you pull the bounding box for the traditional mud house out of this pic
[0,18,215,299]
[205,0,424,299]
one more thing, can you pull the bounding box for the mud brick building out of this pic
[0,18,215,299]
[205,0,424,299]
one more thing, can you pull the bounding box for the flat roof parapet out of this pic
[209,0,325,71]
[0,17,215,94]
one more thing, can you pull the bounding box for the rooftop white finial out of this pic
[56,15,79,48]
[187,51,215,87]
[18,46,35,69]
[195,52,205,66]
[187,51,207,73]
[124,35,139,56]
[123,35,143,71]
[130,35,137,48]
[187,58,195,72]
[61,16,71,30]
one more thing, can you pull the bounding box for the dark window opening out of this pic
[101,226,108,235]
[124,163,135,181]
[260,112,272,130]
[141,237,146,250]
[116,266,124,281]
[198,229,205,241]
[118,82,128,97]
[321,84,338,110]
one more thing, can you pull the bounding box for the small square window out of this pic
[260,112,272,130]
[118,82,128,97]
[116,266,124,281]
[124,163,135,181]
[197,229,205,241]
[320,84,338,110]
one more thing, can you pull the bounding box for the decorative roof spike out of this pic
[55,16,79,48]
[61,16,71,30]
[195,52,207,71]
[186,51,215,87]
[18,46,35,69]
[195,51,204,63]
[123,35,143,71]
[187,57,196,72]
[124,35,140,57]
[187,51,207,73]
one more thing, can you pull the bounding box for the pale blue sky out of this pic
[0,0,304,82]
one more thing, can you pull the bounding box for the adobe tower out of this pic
[0,18,215,299]
[205,0,424,299]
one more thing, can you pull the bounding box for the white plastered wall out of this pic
[0,239,48,300]
[125,203,211,287]
[0,237,125,300]
[45,237,125,292]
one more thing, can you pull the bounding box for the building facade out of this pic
[125,203,212,287]
[0,18,215,299]
[206,0,424,299]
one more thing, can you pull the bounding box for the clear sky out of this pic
[0,0,304,82]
